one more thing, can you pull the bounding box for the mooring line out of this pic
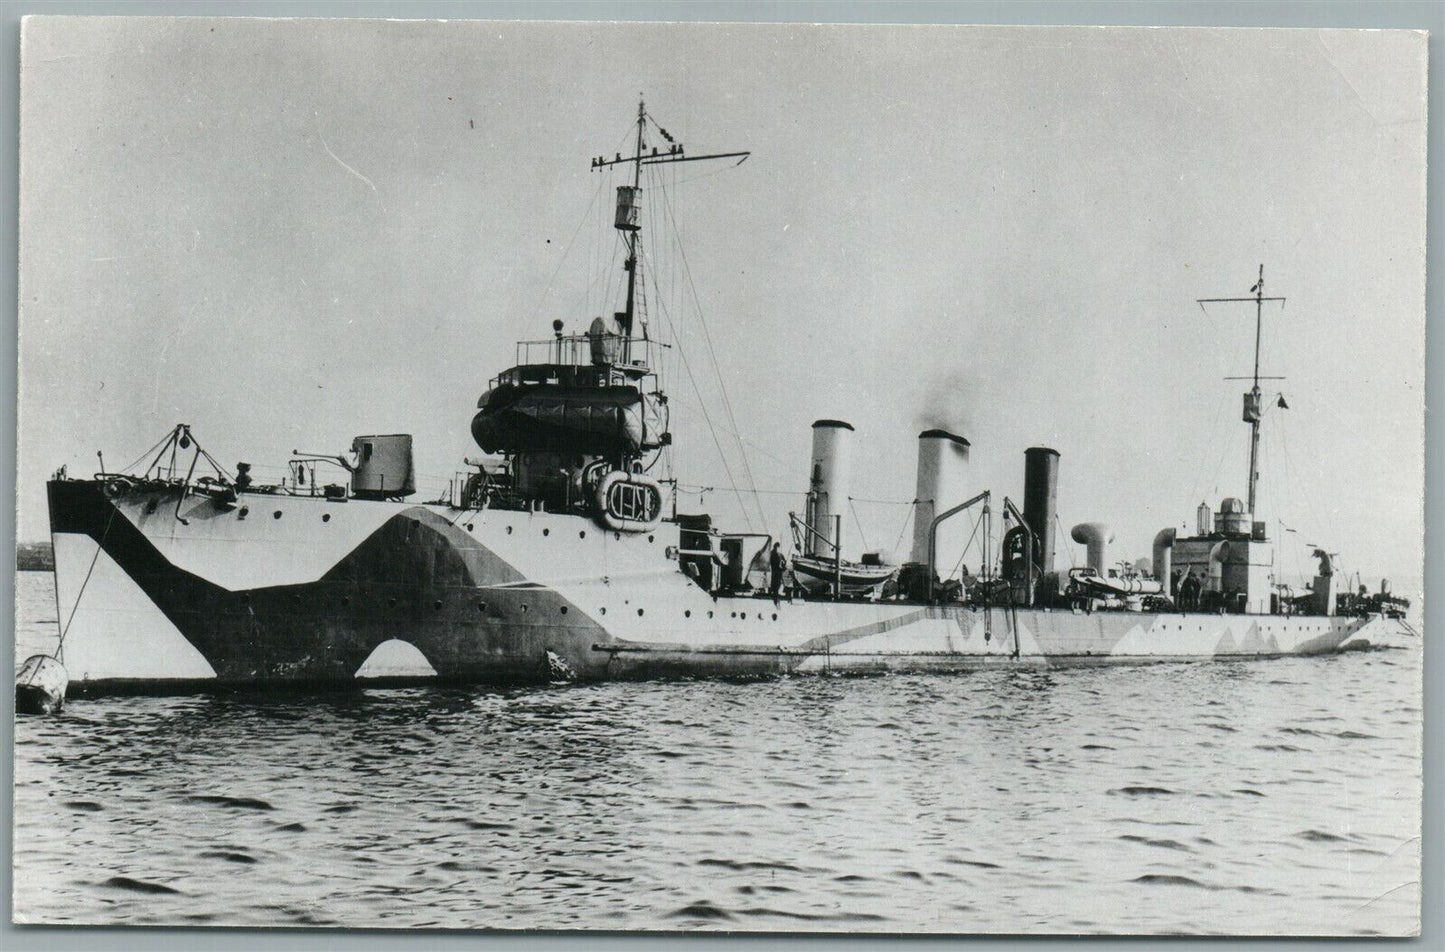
[54,505,118,663]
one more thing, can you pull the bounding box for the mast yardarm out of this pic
[591,98,750,365]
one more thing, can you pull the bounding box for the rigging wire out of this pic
[638,182,763,528]
[54,505,118,662]
[651,162,745,190]
[1274,407,1332,588]
[674,484,916,506]
[1188,388,1229,506]
[588,163,607,319]
[1276,414,1327,543]
[1264,411,1304,588]
[848,498,869,551]
[519,172,608,340]
[117,429,176,475]
[646,274,756,530]
[645,113,674,145]
[656,386,792,469]
[946,511,984,582]
[1204,421,1237,499]
[656,171,768,529]
[889,503,915,558]
[645,270,760,522]
[675,484,802,499]
[1056,513,1078,569]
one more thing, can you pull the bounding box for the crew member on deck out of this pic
[770,543,788,599]
[1179,570,1200,611]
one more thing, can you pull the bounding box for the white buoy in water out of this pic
[16,655,69,715]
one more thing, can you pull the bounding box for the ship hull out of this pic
[46,480,1405,695]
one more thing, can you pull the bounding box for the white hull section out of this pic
[52,532,217,683]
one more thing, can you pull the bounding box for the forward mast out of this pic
[467,100,749,523]
[592,98,751,366]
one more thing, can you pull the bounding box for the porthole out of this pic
[388,597,397,608]
[433,599,443,610]
[466,523,474,531]
[685,610,691,618]
[740,612,747,620]
[521,604,528,613]
[579,530,587,539]
[730,611,737,618]
[637,608,645,617]
[506,526,513,535]
[600,607,607,615]
[560,606,568,615]
[238,506,249,519]
[341,596,350,607]
[707,611,714,619]
[772,613,778,621]
[477,601,487,613]
[614,532,621,541]
[648,534,655,543]
[273,510,283,519]
[543,528,550,537]
[322,513,331,523]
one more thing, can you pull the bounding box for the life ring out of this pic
[595,471,664,533]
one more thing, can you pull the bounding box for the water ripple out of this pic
[11,573,1422,934]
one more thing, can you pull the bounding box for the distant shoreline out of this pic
[16,541,53,573]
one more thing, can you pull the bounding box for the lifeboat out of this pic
[790,554,898,596]
[15,655,68,715]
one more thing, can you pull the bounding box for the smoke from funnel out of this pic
[913,364,978,437]
[910,429,971,569]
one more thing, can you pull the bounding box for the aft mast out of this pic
[1198,264,1286,517]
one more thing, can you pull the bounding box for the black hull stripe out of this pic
[48,480,613,683]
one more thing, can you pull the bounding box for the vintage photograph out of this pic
[14,16,1426,934]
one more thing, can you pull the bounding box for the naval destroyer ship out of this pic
[28,101,1413,706]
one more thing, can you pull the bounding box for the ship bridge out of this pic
[494,323,654,389]
[473,319,668,460]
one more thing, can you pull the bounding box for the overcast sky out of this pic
[18,18,1427,584]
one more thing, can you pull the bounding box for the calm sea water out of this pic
[12,571,1422,934]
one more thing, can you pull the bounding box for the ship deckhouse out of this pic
[1164,497,1275,615]
[470,325,668,518]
